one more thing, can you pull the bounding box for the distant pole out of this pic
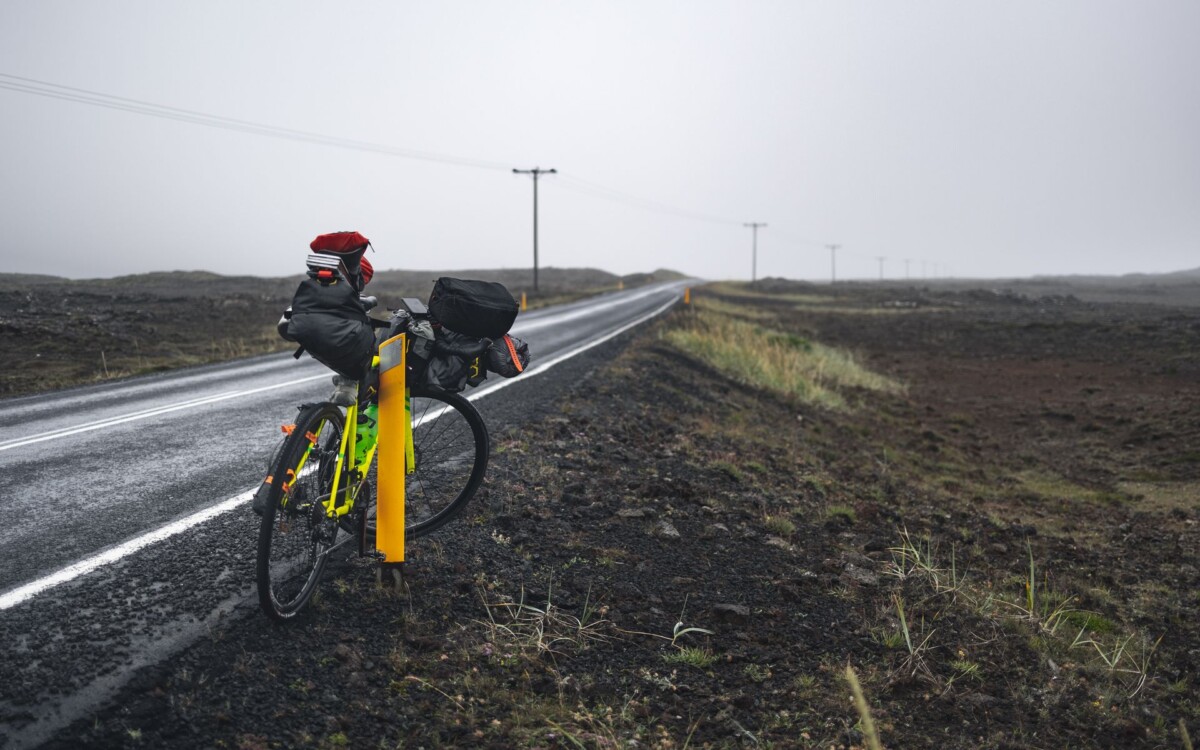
[904,258,911,279]
[513,167,557,292]
[743,222,767,282]
[922,260,927,279]
[875,256,886,281]
[826,244,841,284]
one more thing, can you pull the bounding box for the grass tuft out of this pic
[666,302,903,409]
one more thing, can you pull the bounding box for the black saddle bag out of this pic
[286,276,375,379]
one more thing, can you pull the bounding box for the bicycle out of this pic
[255,299,490,622]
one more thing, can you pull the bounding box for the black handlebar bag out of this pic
[287,276,375,379]
[428,277,519,339]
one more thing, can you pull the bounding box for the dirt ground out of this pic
[39,282,1200,749]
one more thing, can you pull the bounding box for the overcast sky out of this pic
[2,1,1197,282]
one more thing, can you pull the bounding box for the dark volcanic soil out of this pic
[37,284,1200,749]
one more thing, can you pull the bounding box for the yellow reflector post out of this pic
[377,333,406,564]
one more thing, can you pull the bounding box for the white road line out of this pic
[0,290,681,611]
[0,491,253,610]
[510,286,664,333]
[0,374,329,453]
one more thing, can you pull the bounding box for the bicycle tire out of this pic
[256,402,345,622]
[404,386,489,537]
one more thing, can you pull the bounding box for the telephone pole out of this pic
[513,167,557,292]
[904,258,911,279]
[826,244,841,284]
[875,256,886,281]
[743,222,767,282]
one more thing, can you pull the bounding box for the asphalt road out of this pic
[0,281,687,749]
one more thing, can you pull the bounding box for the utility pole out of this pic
[743,222,767,282]
[826,244,841,284]
[875,256,886,281]
[904,258,911,279]
[512,166,557,292]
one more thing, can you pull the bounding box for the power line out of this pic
[1,72,859,271]
[0,73,513,171]
[1,73,760,230]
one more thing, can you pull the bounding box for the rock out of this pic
[617,508,648,519]
[863,539,888,553]
[711,603,751,625]
[561,482,587,505]
[702,523,731,539]
[764,536,792,550]
[653,521,681,539]
[840,563,879,587]
[613,582,642,601]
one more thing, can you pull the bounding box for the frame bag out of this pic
[414,329,488,393]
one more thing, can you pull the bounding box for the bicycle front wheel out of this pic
[256,402,345,622]
[405,387,489,537]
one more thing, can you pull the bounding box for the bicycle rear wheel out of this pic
[256,402,345,622]
[404,387,489,537]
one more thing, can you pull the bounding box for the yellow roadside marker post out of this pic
[377,333,407,584]
[684,287,691,305]
[520,291,527,312]
[618,279,624,291]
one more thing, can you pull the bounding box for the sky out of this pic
[1,1,1198,282]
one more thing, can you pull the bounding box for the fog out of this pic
[2,1,1197,281]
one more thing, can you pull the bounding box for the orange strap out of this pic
[503,335,524,374]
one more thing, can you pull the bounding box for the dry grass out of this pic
[667,301,903,409]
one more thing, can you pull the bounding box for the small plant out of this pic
[711,460,744,482]
[892,594,935,680]
[1070,630,1163,697]
[947,659,982,687]
[477,583,611,659]
[670,618,714,647]
[886,527,963,594]
[743,663,772,683]
[663,647,716,669]
[826,505,857,524]
[873,628,905,650]
[764,515,796,537]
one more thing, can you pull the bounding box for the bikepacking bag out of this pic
[309,231,374,292]
[485,334,530,378]
[428,277,519,339]
[283,232,376,379]
[412,329,488,393]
